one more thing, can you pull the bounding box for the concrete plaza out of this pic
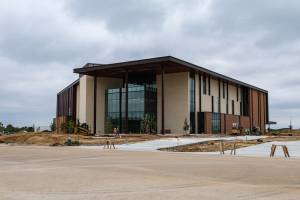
[0,144,299,199]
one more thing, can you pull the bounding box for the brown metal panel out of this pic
[73,85,77,122]
[56,94,59,118]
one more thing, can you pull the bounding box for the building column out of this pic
[161,64,165,134]
[125,69,128,134]
[93,75,97,134]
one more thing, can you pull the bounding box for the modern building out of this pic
[55,56,273,135]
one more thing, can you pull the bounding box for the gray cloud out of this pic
[0,0,299,129]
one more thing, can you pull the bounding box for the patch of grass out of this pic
[64,140,80,146]
[50,142,61,146]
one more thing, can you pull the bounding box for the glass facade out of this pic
[211,96,214,113]
[212,113,220,134]
[124,75,156,88]
[226,99,228,114]
[242,88,249,116]
[198,112,204,134]
[105,86,157,133]
[190,72,195,134]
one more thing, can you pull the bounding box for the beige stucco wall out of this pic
[77,72,244,134]
[157,72,189,134]
[227,84,242,115]
[220,82,226,113]
[201,76,213,112]
[199,78,242,115]
[78,75,123,133]
[79,75,94,131]
[96,77,123,134]
[210,79,219,113]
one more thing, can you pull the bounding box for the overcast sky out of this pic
[0,0,299,129]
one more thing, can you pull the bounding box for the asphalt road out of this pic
[0,145,299,199]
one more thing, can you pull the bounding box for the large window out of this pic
[232,100,234,115]
[198,112,204,134]
[105,86,157,133]
[190,72,195,134]
[212,113,220,134]
[242,88,249,116]
[211,96,214,113]
[240,102,242,116]
[124,75,156,88]
[227,82,228,99]
[226,99,228,114]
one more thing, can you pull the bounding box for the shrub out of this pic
[64,140,80,146]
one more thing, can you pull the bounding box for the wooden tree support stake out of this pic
[270,145,290,157]
[230,142,236,155]
[220,141,236,155]
[220,141,224,154]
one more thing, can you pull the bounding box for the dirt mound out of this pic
[0,132,169,146]
[1,132,63,145]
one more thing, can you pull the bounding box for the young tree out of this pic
[32,124,35,132]
[15,127,20,132]
[183,117,190,135]
[76,118,80,141]
[50,121,57,134]
[67,119,75,134]
[150,117,157,134]
[6,124,13,132]
[141,114,150,134]
[105,117,112,135]
[60,122,67,146]
[0,122,4,131]
[60,122,67,133]
[36,126,40,132]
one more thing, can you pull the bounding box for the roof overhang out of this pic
[73,56,268,93]
[57,79,79,95]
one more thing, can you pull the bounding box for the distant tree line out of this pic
[0,122,30,132]
[0,122,39,133]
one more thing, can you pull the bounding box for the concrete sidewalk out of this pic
[74,136,300,158]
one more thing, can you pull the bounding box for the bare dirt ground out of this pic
[1,130,300,150]
[0,132,168,146]
[0,132,209,146]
